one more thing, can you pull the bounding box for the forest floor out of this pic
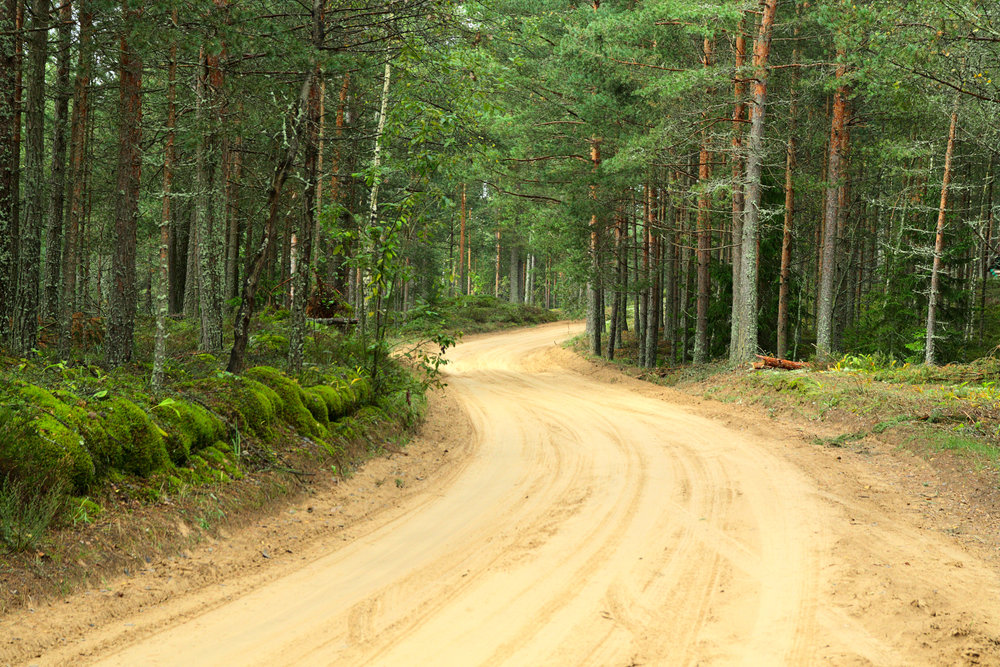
[5,321,1000,665]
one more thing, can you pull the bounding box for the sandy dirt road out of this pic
[16,322,1000,665]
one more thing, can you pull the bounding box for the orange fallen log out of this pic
[755,355,809,371]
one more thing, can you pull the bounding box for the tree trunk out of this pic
[105,0,143,367]
[694,37,713,364]
[152,9,178,391]
[289,11,324,374]
[816,54,848,359]
[728,21,747,362]
[459,183,466,295]
[776,20,800,359]
[587,137,602,356]
[11,0,47,354]
[925,97,959,366]
[43,0,72,322]
[733,0,778,364]
[60,2,93,350]
[607,212,623,360]
[226,65,316,373]
[0,0,18,333]
[494,228,501,297]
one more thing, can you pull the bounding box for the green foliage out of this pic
[0,475,66,553]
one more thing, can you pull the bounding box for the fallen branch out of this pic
[754,355,809,371]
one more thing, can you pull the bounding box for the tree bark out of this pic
[587,137,602,356]
[152,9,178,392]
[43,0,73,322]
[0,0,18,333]
[924,96,959,366]
[776,17,800,359]
[11,0,48,354]
[105,0,143,367]
[60,1,93,351]
[733,0,778,364]
[816,54,848,359]
[459,183,466,295]
[694,37,713,364]
[289,6,324,374]
[729,21,747,362]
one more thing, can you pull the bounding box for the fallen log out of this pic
[755,354,809,371]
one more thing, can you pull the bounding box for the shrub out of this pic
[0,475,66,552]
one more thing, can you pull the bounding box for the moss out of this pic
[307,385,343,420]
[245,366,322,437]
[190,376,281,435]
[303,388,331,428]
[152,399,225,464]
[95,397,171,477]
[0,407,95,493]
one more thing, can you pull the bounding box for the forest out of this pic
[0,0,999,374]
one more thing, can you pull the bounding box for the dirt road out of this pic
[15,322,1000,665]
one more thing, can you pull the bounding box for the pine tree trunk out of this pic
[816,56,848,359]
[459,183,466,295]
[105,0,143,367]
[11,0,48,354]
[776,24,800,359]
[729,23,746,362]
[152,9,178,391]
[0,0,18,332]
[289,21,324,374]
[733,0,778,364]
[925,97,959,366]
[43,0,72,322]
[587,137,602,356]
[59,2,92,351]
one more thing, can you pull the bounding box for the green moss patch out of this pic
[245,366,323,437]
[94,397,171,477]
[152,399,226,464]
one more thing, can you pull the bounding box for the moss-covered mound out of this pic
[151,399,226,464]
[245,366,325,438]
[94,397,171,477]
[0,395,95,493]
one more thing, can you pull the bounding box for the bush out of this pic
[0,475,66,552]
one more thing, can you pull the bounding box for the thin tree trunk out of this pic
[105,0,143,367]
[152,9,178,391]
[587,137,602,356]
[816,54,848,359]
[289,9,324,374]
[925,96,959,366]
[11,0,48,354]
[359,50,392,335]
[733,0,778,363]
[607,215,621,360]
[226,69,316,374]
[60,2,92,351]
[694,37,713,364]
[776,18,800,358]
[494,228,501,297]
[43,0,72,322]
[459,183,466,295]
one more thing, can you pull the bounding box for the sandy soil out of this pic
[5,321,1000,665]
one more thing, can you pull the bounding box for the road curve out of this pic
[50,323,1000,665]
